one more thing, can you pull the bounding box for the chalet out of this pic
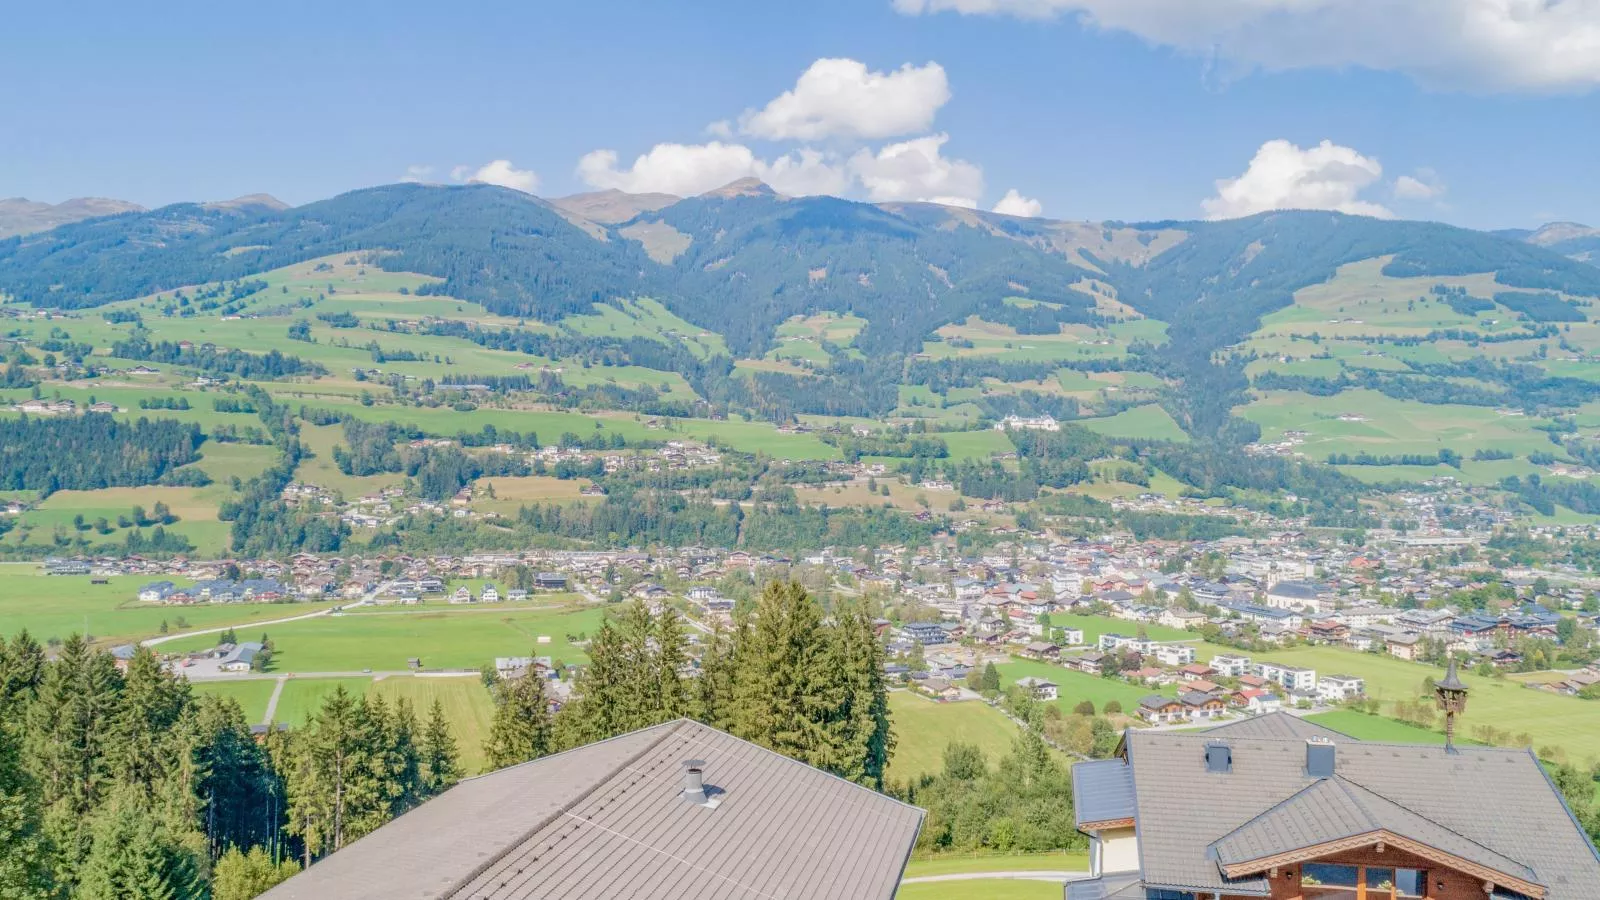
[1177,663,1216,682]
[449,586,473,604]
[1136,695,1185,725]
[1022,641,1060,660]
[1067,652,1108,675]
[479,583,500,603]
[900,622,949,646]
[533,572,568,590]
[218,642,264,673]
[1232,689,1282,714]
[1068,710,1600,899]
[1178,679,1220,695]
[1178,691,1227,720]
[1157,608,1207,630]
[1306,620,1350,644]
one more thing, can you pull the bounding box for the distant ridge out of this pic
[549,188,679,224]
[0,196,145,239]
[204,193,290,212]
[700,177,778,199]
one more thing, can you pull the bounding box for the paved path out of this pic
[261,676,288,725]
[900,871,1089,884]
[139,597,372,649]
[180,669,478,682]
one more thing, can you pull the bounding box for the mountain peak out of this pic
[205,193,290,212]
[701,178,776,199]
[549,188,681,225]
[0,196,145,239]
[1528,221,1599,247]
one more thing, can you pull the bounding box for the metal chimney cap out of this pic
[683,759,707,772]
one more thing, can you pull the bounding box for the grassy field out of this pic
[156,605,606,672]
[1242,389,1554,460]
[368,676,497,774]
[996,658,1167,714]
[1078,404,1189,442]
[190,678,279,723]
[271,676,374,725]
[1305,709,1449,744]
[0,567,338,645]
[886,692,1028,784]
[895,879,1061,899]
[902,852,1088,877]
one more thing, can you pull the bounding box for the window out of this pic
[1303,863,1358,900]
[1301,864,1428,899]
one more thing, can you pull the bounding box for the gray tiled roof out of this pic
[1072,759,1135,826]
[1204,711,1348,741]
[261,719,923,900]
[1209,776,1536,882]
[1064,873,1143,900]
[1124,731,1600,898]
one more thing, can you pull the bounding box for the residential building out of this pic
[1254,661,1317,692]
[901,622,949,646]
[1068,713,1600,899]
[1151,643,1196,667]
[1210,654,1252,678]
[1317,674,1366,703]
[1016,676,1059,701]
[260,718,924,900]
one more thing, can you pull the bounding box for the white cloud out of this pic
[401,164,434,183]
[847,134,984,207]
[992,188,1043,217]
[891,0,1600,92]
[737,58,951,140]
[1393,168,1447,201]
[1203,139,1393,220]
[454,159,540,193]
[576,142,849,198]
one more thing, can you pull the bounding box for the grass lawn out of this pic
[190,678,279,724]
[0,566,338,645]
[1078,404,1189,442]
[368,676,497,775]
[156,605,606,673]
[886,692,1028,784]
[903,852,1088,877]
[271,677,374,725]
[895,879,1062,900]
[996,658,1166,714]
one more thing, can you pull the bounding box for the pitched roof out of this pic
[1209,776,1536,884]
[261,719,923,900]
[1122,731,1600,898]
[1072,759,1135,827]
[1203,711,1347,741]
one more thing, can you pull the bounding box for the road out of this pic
[899,872,1090,885]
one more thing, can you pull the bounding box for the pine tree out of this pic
[483,674,552,770]
[728,581,836,770]
[0,713,52,899]
[211,846,299,900]
[185,695,282,860]
[654,606,690,721]
[383,699,425,817]
[695,623,739,731]
[283,686,389,863]
[0,630,46,712]
[23,635,124,887]
[980,662,1001,694]
[75,787,201,900]
[552,620,627,747]
[824,603,895,789]
[420,699,460,794]
[110,647,192,798]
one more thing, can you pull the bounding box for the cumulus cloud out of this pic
[401,164,434,183]
[1393,168,1447,201]
[737,58,951,141]
[891,0,1600,92]
[453,159,540,193]
[847,134,984,207]
[1203,139,1392,220]
[992,188,1043,217]
[577,142,849,198]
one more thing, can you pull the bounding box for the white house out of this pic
[994,414,1060,432]
[1317,674,1366,703]
[1158,608,1207,630]
[1210,654,1252,678]
[1151,643,1197,667]
[1255,662,1317,692]
[1016,676,1059,701]
[480,583,501,603]
[1057,628,1086,646]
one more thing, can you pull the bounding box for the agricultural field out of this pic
[0,567,338,645]
[154,604,606,672]
[1242,389,1555,460]
[995,658,1168,714]
[902,853,1088,878]
[188,678,279,724]
[1077,404,1189,442]
[368,675,498,774]
[562,298,728,359]
[886,691,1030,784]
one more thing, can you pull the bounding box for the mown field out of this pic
[0,567,338,646]
[156,604,605,672]
[886,691,1029,784]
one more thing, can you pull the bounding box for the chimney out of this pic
[1305,737,1336,778]
[1204,741,1231,774]
[682,760,707,805]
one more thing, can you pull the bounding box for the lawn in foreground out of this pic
[886,691,1028,784]
[156,605,606,672]
[1305,709,1447,744]
[903,852,1088,878]
[895,879,1063,900]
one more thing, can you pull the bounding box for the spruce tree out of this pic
[0,630,45,711]
[0,713,52,899]
[185,695,282,859]
[383,699,424,818]
[110,647,191,798]
[824,603,895,789]
[283,686,389,862]
[728,581,836,770]
[420,699,460,793]
[76,787,201,900]
[483,674,552,770]
[23,635,124,887]
[654,607,690,721]
[211,846,299,900]
[695,624,739,731]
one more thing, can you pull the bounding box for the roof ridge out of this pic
[1206,778,1348,856]
[440,719,686,900]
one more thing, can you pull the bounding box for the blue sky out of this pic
[4,0,1598,229]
